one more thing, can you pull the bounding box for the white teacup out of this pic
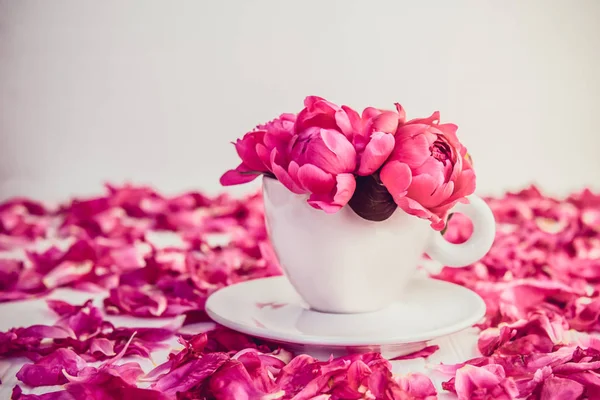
[262,177,496,314]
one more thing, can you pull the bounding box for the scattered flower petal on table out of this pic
[391,345,440,361]
[2,184,600,399]
[16,348,86,387]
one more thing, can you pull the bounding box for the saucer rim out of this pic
[205,276,486,347]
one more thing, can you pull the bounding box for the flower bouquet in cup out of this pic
[221,96,495,313]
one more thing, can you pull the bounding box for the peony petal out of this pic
[21,324,73,339]
[255,143,272,171]
[90,338,116,357]
[334,106,362,138]
[370,111,400,135]
[478,326,513,356]
[16,348,86,387]
[219,166,261,186]
[394,103,407,124]
[234,132,267,172]
[413,157,448,187]
[361,107,382,120]
[455,364,518,400]
[540,376,585,400]
[270,151,305,194]
[515,366,552,398]
[297,164,336,194]
[307,194,343,213]
[392,345,439,361]
[438,122,459,142]
[332,173,357,208]
[396,373,437,399]
[42,260,94,289]
[357,132,395,176]
[153,353,229,395]
[408,175,454,213]
[295,97,340,133]
[208,360,266,399]
[347,360,371,391]
[526,346,579,371]
[394,196,432,220]
[303,95,325,108]
[406,174,437,201]
[553,360,600,374]
[47,299,79,316]
[334,109,353,137]
[391,129,432,168]
[342,105,362,134]
[318,129,357,172]
[379,161,412,201]
[448,168,477,203]
[406,111,440,125]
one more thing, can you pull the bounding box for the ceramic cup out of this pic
[262,177,496,314]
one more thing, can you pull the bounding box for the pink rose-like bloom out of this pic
[271,96,359,212]
[353,104,405,176]
[297,96,403,177]
[380,111,475,230]
[220,113,296,186]
[275,96,411,212]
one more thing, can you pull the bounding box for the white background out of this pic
[1,0,599,202]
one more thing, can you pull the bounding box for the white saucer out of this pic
[205,276,486,359]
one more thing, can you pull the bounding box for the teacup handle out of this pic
[425,195,496,267]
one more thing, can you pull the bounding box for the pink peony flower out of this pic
[353,104,404,176]
[272,96,359,212]
[220,113,296,186]
[289,96,414,213]
[295,96,403,177]
[220,97,477,221]
[380,111,475,230]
